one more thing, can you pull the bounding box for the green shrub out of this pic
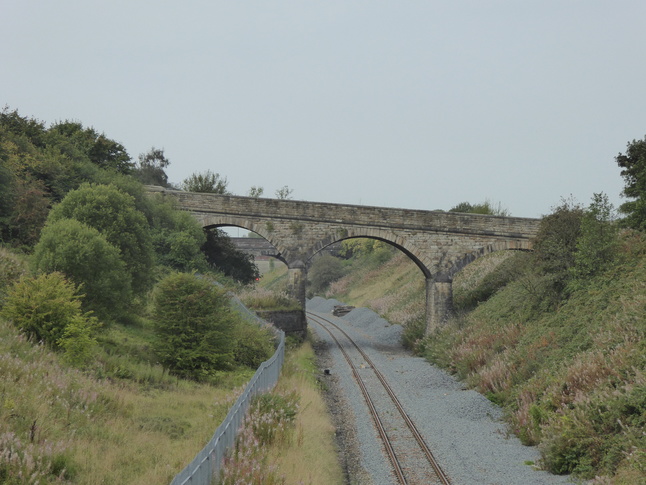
[401,316,426,351]
[568,193,619,290]
[531,199,584,306]
[232,321,275,368]
[58,315,99,366]
[47,183,155,294]
[31,218,131,319]
[152,272,236,380]
[0,246,27,300]
[308,253,346,296]
[145,194,209,272]
[202,228,260,284]
[0,272,97,351]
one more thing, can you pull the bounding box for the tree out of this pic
[0,151,13,227]
[0,106,47,148]
[147,196,209,272]
[31,218,132,319]
[569,193,619,285]
[201,228,260,284]
[5,177,50,247]
[275,185,293,199]
[134,147,170,187]
[616,135,646,231]
[152,272,235,379]
[182,170,230,194]
[449,200,510,216]
[47,183,155,294]
[247,186,264,198]
[533,199,583,272]
[529,198,584,306]
[308,253,346,295]
[46,121,133,174]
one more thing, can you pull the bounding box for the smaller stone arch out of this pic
[198,214,290,264]
[440,239,533,282]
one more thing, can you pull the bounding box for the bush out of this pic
[202,228,260,284]
[401,316,426,351]
[0,247,27,300]
[532,199,584,301]
[616,135,646,231]
[308,253,346,296]
[232,321,275,368]
[146,196,209,272]
[31,218,131,319]
[152,272,236,380]
[568,193,619,289]
[47,183,155,294]
[58,316,99,366]
[0,272,98,352]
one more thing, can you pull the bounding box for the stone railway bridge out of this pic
[147,187,541,333]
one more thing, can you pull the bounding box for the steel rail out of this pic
[307,313,407,483]
[307,311,451,485]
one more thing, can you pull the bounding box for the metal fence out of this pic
[170,296,286,485]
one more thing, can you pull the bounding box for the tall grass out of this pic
[0,315,255,484]
[218,339,344,485]
[238,286,301,312]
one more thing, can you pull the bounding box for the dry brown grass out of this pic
[0,317,242,484]
[268,341,344,485]
[70,383,235,485]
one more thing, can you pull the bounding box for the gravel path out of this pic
[307,297,579,485]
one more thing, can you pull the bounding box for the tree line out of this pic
[0,107,273,380]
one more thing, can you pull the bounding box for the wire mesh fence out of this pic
[170,295,286,485]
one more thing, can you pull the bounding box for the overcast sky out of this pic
[3,1,645,218]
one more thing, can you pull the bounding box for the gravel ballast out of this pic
[306,297,576,485]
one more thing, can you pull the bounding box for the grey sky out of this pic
[3,1,645,218]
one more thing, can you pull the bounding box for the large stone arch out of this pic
[306,228,432,278]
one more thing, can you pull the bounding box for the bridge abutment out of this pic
[425,277,453,333]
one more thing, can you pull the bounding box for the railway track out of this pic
[306,311,451,485]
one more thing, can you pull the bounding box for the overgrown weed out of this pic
[217,338,344,485]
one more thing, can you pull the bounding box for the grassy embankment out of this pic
[0,311,252,484]
[316,237,645,483]
[0,247,342,484]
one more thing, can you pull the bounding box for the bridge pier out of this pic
[425,276,453,333]
[287,262,307,310]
